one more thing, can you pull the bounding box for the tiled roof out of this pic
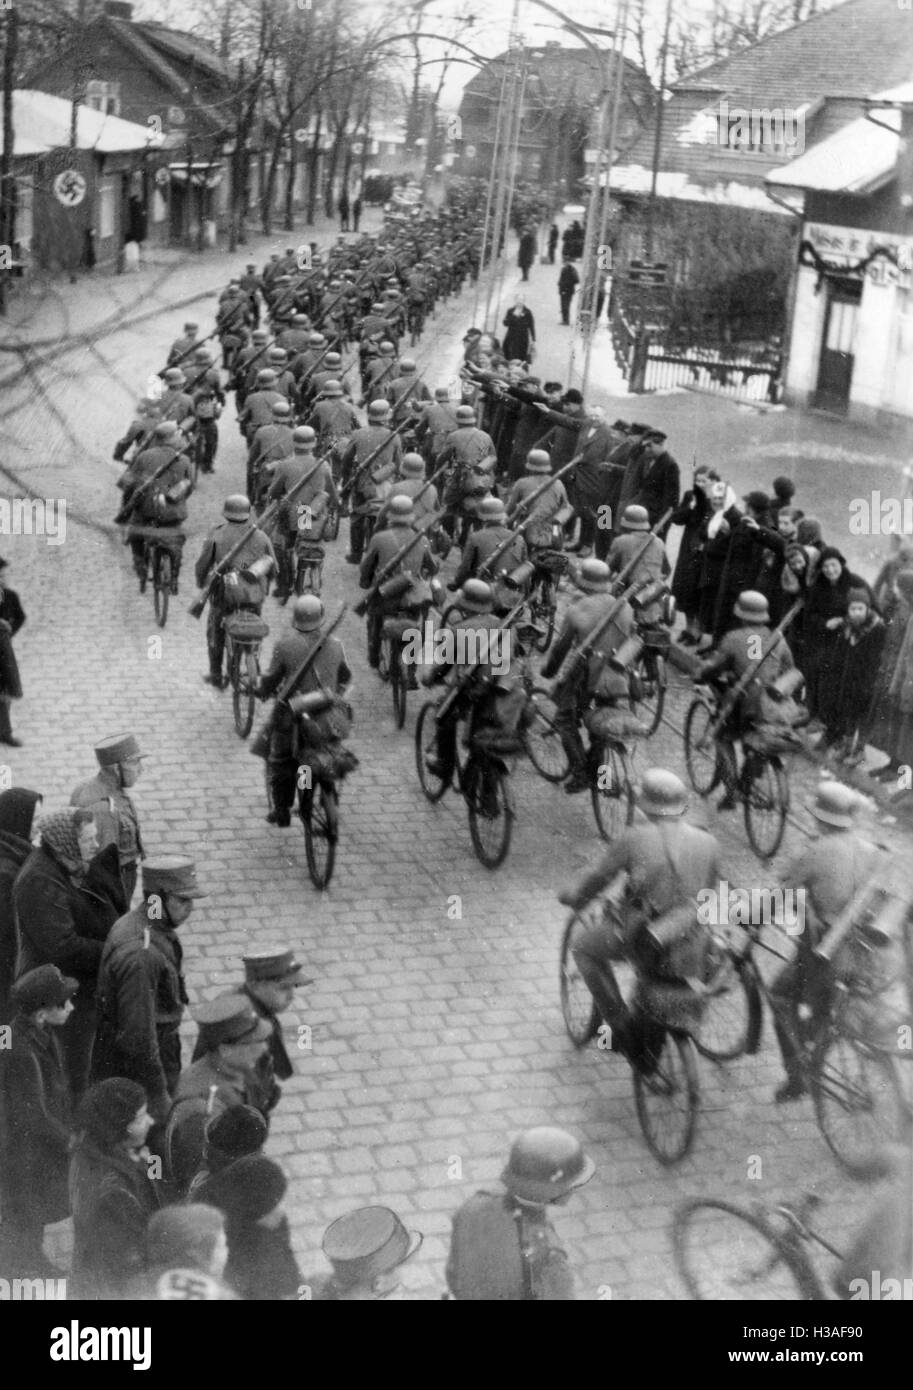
[767,104,901,194]
[625,0,913,189]
[674,0,913,98]
[134,22,230,82]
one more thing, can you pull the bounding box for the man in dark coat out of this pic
[558,259,579,326]
[0,787,42,1024]
[92,857,205,1124]
[0,558,25,746]
[14,809,125,1098]
[192,948,312,1085]
[0,965,76,1275]
[517,228,537,282]
[632,429,680,532]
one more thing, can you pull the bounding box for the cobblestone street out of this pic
[1,222,905,1300]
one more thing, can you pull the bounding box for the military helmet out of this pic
[368,399,391,420]
[455,405,476,424]
[324,352,342,368]
[223,494,251,522]
[434,386,451,401]
[456,578,493,614]
[525,449,552,475]
[163,367,185,385]
[256,368,277,386]
[387,495,415,523]
[322,379,344,397]
[379,341,396,355]
[154,419,179,440]
[293,425,316,447]
[308,332,326,346]
[292,595,323,632]
[399,358,417,374]
[620,504,650,532]
[401,453,425,477]
[575,559,610,594]
[501,1127,595,1204]
[639,768,688,818]
[194,346,214,363]
[271,399,292,416]
[807,781,858,829]
[478,496,506,524]
[267,347,287,363]
[734,590,770,623]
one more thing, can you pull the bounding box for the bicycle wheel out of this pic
[466,755,514,869]
[523,686,570,783]
[590,743,635,842]
[559,908,601,1047]
[530,582,556,654]
[324,506,340,542]
[743,755,788,859]
[632,1029,699,1165]
[302,782,337,889]
[153,549,171,628]
[684,698,722,795]
[812,1029,909,1178]
[377,636,391,682]
[232,647,258,740]
[630,652,666,737]
[673,1199,820,1300]
[390,648,407,730]
[415,701,448,802]
[694,954,764,1062]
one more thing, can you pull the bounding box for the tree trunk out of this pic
[262,134,284,236]
[323,124,343,219]
[306,111,322,226]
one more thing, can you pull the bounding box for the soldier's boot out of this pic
[267,771,295,827]
[558,721,589,794]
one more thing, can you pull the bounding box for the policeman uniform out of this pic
[167,993,275,1193]
[92,857,204,1120]
[308,1206,422,1300]
[70,733,146,901]
[242,947,312,1081]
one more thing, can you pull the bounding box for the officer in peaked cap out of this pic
[167,992,276,1194]
[445,1128,593,1300]
[199,946,315,1082]
[93,856,205,1122]
[309,1206,423,1300]
[71,734,147,901]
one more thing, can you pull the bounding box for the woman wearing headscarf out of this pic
[13,808,126,1098]
[670,467,716,645]
[817,589,885,761]
[803,547,873,721]
[0,787,42,1023]
[695,480,738,645]
[501,297,535,364]
[868,569,913,780]
[69,1077,163,1298]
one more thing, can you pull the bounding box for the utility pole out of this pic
[0,6,19,316]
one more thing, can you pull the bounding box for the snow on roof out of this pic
[608,163,794,214]
[0,89,156,156]
[766,104,900,193]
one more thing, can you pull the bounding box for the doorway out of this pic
[814,275,862,413]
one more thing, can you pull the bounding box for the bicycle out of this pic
[673,1192,844,1300]
[415,693,516,868]
[684,681,790,858]
[129,524,186,629]
[224,609,269,739]
[694,918,912,1178]
[583,704,646,841]
[628,624,669,737]
[516,658,569,784]
[292,537,325,596]
[558,903,701,1164]
[525,548,567,654]
[377,613,419,730]
[263,754,340,890]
